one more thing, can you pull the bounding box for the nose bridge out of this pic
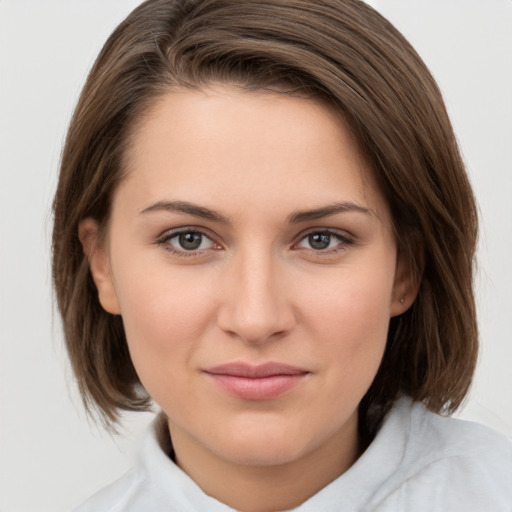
[218,243,294,343]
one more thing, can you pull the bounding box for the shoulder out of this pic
[71,467,144,512]
[371,398,512,511]
[71,417,164,512]
[71,415,233,512]
[405,398,512,470]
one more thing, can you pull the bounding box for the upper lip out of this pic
[204,362,309,378]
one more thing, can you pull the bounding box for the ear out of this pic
[78,218,121,315]
[390,255,421,317]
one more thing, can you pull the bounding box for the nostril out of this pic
[217,303,295,345]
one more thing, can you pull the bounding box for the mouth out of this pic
[203,362,310,400]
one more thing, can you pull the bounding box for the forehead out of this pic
[118,85,388,222]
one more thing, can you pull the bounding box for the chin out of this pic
[209,422,318,467]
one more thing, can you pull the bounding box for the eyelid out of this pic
[156,226,223,257]
[154,225,354,258]
[292,227,355,252]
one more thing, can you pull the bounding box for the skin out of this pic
[80,85,416,512]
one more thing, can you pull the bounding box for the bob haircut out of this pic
[52,0,478,435]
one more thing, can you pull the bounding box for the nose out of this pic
[217,249,296,345]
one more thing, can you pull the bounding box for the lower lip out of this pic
[205,373,307,400]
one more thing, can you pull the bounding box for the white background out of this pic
[0,1,511,511]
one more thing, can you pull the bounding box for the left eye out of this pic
[296,231,348,251]
[164,231,215,251]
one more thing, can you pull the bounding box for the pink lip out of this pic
[203,362,309,400]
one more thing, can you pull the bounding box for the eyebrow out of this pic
[288,202,373,223]
[140,200,230,223]
[140,200,372,224]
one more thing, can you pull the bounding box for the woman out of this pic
[52,0,512,510]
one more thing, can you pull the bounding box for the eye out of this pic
[295,230,353,252]
[173,231,210,251]
[158,229,219,255]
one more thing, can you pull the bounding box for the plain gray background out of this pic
[1,1,511,511]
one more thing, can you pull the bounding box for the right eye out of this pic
[158,229,220,257]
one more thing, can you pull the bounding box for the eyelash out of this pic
[292,229,355,255]
[157,228,220,258]
[156,227,354,258]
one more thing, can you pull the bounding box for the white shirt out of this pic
[73,398,512,511]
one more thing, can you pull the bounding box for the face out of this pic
[82,85,412,475]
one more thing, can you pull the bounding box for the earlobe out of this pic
[390,257,421,317]
[78,218,121,315]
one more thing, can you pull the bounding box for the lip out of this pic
[203,362,309,400]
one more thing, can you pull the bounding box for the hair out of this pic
[52,0,478,436]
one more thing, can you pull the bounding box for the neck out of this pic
[167,413,360,512]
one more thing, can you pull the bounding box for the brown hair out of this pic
[52,0,478,433]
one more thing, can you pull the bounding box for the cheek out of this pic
[302,263,394,336]
[298,265,394,387]
[115,255,214,337]
[112,262,216,392]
